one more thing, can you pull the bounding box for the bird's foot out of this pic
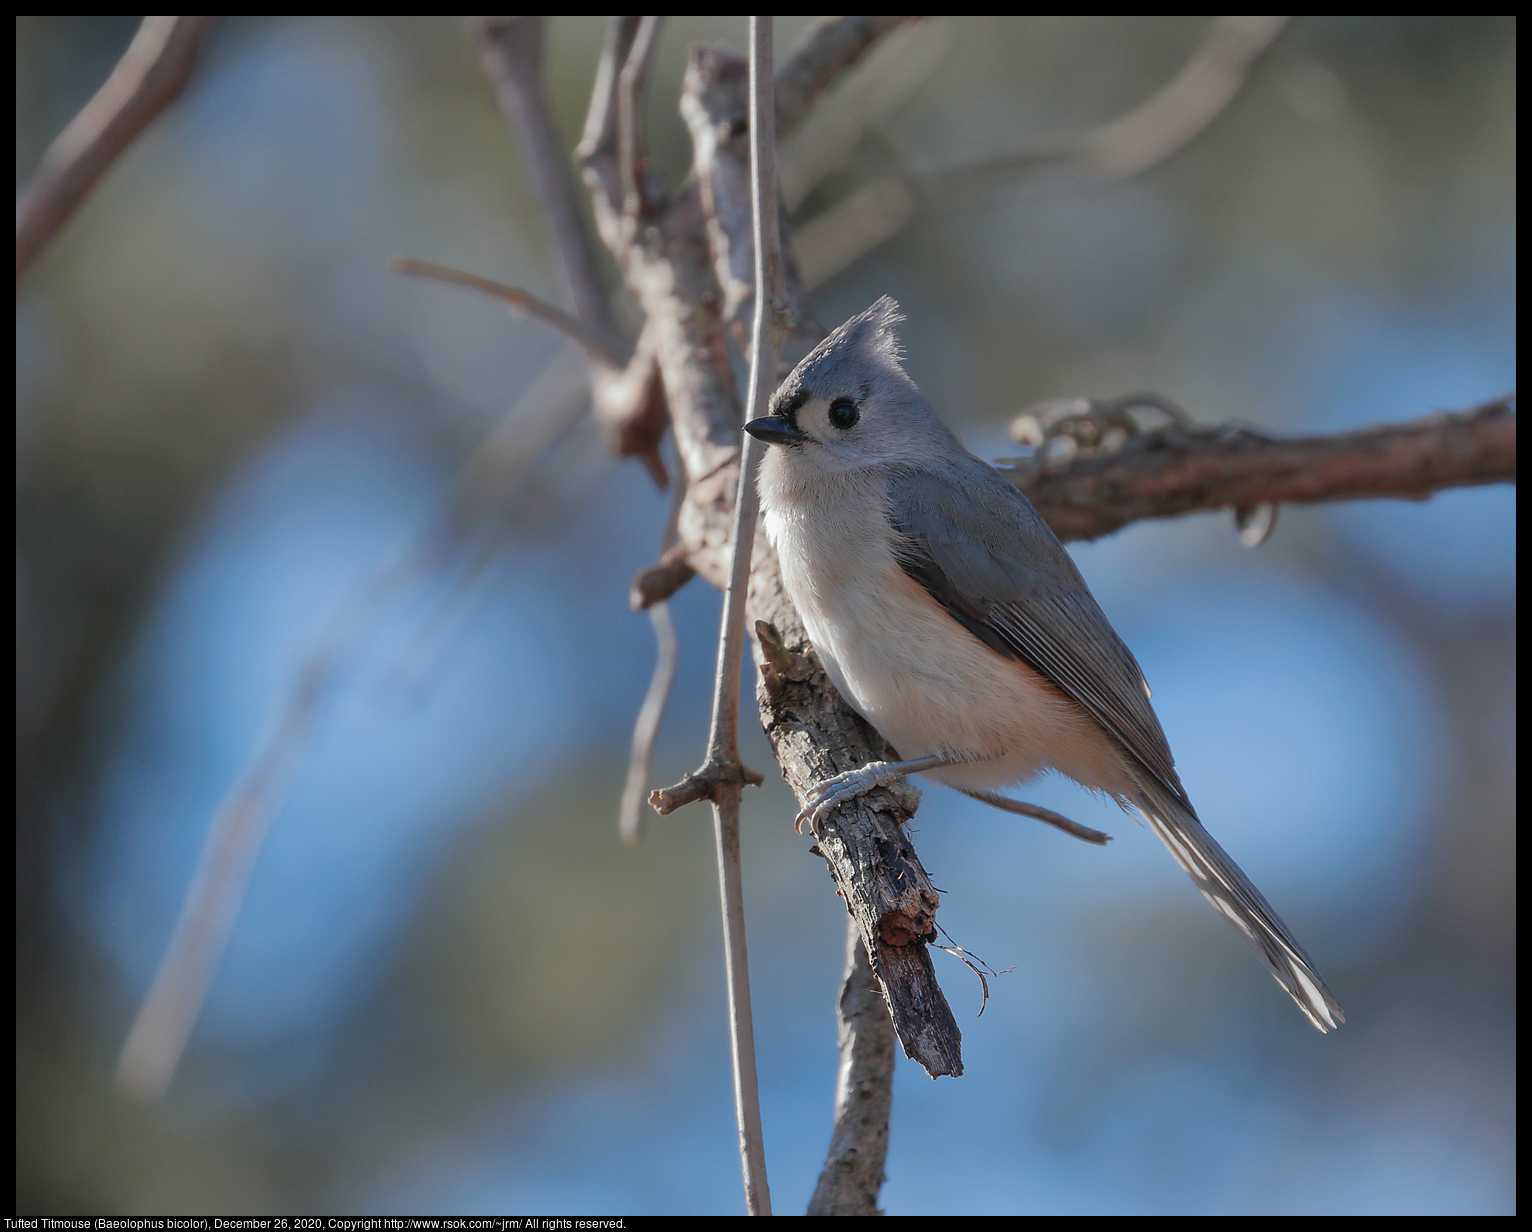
[795,761,923,833]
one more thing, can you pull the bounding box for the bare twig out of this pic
[619,602,677,845]
[388,256,629,367]
[472,17,620,340]
[774,16,924,135]
[576,17,645,240]
[779,19,949,211]
[116,554,420,1101]
[956,788,1113,845]
[576,14,743,543]
[681,44,823,371]
[630,541,697,609]
[618,16,665,223]
[807,921,895,1216]
[389,255,667,483]
[115,351,591,1101]
[942,16,1290,190]
[793,16,1288,291]
[749,616,963,1078]
[17,15,215,283]
[620,475,686,844]
[471,21,671,487]
[1013,395,1517,543]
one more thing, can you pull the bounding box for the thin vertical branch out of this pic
[618,16,665,223]
[654,14,793,1216]
[714,15,791,1214]
[620,473,686,844]
[808,920,895,1215]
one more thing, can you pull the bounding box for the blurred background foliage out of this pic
[16,16,1514,1215]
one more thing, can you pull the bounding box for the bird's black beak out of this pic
[745,415,807,446]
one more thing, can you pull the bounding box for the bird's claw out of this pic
[794,761,923,833]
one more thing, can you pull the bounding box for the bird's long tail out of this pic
[1132,780,1344,1032]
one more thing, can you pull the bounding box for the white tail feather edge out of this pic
[1132,782,1344,1033]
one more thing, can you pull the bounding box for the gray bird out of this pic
[744,295,1343,1032]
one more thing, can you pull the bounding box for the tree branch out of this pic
[1013,395,1516,543]
[470,18,670,486]
[942,16,1290,191]
[749,616,963,1080]
[387,256,629,366]
[807,922,895,1216]
[472,17,620,340]
[793,15,1288,291]
[682,44,824,371]
[116,351,593,1101]
[668,17,791,1214]
[683,36,964,1081]
[774,16,924,136]
[618,16,665,223]
[17,15,215,283]
[620,473,686,844]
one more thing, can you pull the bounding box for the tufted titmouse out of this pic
[744,296,1342,1032]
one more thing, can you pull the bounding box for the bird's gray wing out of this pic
[885,461,1189,809]
[886,462,1345,1031]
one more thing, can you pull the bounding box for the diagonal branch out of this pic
[793,15,1288,290]
[774,16,924,136]
[1013,395,1516,544]
[115,352,592,1101]
[943,15,1290,190]
[472,16,620,340]
[388,256,629,367]
[471,18,672,486]
[17,15,215,283]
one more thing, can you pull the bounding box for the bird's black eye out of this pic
[827,398,859,430]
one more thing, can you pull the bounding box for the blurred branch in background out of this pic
[794,15,1288,290]
[472,16,620,342]
[16,15,214,283]
[115,348,593,1101]
[619,471,685,844]
[807,926,896,1216]
[944,15,1291,189]
[388,256,628,367]
[475,16,672,488]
